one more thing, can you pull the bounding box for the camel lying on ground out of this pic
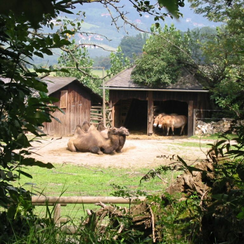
[67,122,129,154]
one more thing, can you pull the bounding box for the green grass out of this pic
[91,69,107,78]
[190,133,236,140]
[174,141,212,148]
[17,164,171,196]
[15,164,180,221]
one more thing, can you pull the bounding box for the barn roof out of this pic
[42,76,102,103]
[104,66,209,93]
[1,76,103,102]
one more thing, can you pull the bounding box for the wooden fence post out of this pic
[54,203,61,225]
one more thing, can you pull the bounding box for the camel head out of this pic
[118,126,130,136]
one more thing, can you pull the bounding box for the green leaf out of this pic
[16,170,32,179]
[158,0,179,18]
[19,158,54,169]
[16,133,31,148]
[34,51,44,58]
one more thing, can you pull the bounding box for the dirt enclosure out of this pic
[28,134,212,169]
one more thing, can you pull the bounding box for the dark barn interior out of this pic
[114,98,188,135]
[124,99,148,133]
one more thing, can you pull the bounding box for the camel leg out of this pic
[102,146,115,154]
[172,126,174,136]
[67,141,76,152]
[90,146,103,155]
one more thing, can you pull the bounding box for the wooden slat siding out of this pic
[109,100,114,127]
[147,91,154,135]
[68,83,91,135]
[43,82,93,136]
[109,90,148,105]
[188,100,194,136]
[110,90,210,108]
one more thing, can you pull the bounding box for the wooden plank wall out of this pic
[43,83,92,136]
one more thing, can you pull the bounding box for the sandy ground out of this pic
[28,135,212,169]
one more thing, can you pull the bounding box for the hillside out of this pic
[37,1,221,64]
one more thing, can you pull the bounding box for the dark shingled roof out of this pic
[42,76,102,103]
[105,66,209,92]
[0,76,102,103]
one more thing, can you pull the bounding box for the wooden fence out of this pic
[32,196,146,227]
[90,106,112,127]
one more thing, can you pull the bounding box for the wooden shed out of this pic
[104,67,211,136]
[42,76,102,136]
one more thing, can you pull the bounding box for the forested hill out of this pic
[39,1,221,64]
[68,1,220,55]
[73,0,220,44]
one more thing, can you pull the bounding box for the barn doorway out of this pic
[124,99,147,133]
[115,99,147,134]
[153,100,188,136]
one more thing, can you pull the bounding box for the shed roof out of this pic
[42,76,102,103]
[105,67,209,93]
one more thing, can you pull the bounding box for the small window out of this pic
[60,90,68,108]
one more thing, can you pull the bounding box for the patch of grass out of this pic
[191,133,236,140]
[15,163,181,221]
[17,164,167,196]
[91,69,107,77]
[174,141,212,148]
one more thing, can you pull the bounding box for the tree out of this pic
[0,0,188,242]
[107,46,131,78]
[120,33,148,62]
[131,24,195,87]
[57,40,103,95]
[189,0,244,117]
[188,0,242,22]
[93,56,111,70]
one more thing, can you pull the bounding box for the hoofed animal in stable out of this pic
[67,125,129,154]
[153,113,166,128]
[158,114,187,136]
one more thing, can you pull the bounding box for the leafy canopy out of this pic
[131,24,194,87]
[193,1,244,117]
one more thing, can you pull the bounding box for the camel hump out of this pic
[97,121,106,131]
[74,121,90,135]
[88,124,97,132]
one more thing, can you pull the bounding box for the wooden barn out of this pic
[42,76,102,136]
[104,67,211,136]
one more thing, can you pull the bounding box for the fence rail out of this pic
[32,196,146,225]
[90,106,112,127]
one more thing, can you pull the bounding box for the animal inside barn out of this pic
[105,67,211,136]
